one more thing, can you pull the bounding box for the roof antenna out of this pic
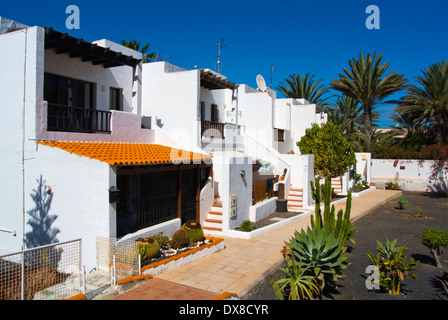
[218,37,235,74]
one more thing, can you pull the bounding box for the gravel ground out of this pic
[245,191,448,300]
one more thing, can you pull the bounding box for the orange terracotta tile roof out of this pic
[37,141,212,166]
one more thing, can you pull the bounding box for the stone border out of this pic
[141,237,225,276]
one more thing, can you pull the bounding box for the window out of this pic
[275,129,285,142]
[109,87,123,111]
[44,73,94,109]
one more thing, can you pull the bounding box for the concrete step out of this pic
[205,218,222,224]
[203,226,223,232]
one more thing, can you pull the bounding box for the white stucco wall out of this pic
[24,144,111,270]
[142,62,202,153]
[211,153,253,232]
[238,84,275,149]
[0,26,43,255]
[371,159,448,192]
[274,98,321,154]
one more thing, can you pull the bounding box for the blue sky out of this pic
[2,0,447,126]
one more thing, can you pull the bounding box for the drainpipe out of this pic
[21,27,28,300]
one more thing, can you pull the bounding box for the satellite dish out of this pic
[256,74,267,92]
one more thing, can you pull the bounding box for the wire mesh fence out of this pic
[96,237,140,286]
[0,239,84,300]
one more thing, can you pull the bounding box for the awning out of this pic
[37,141,212,166]
[44,28,140,68]
[199,69,239,90]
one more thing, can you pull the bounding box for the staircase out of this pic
[331,177,343,194]
[202,196,223,233]
[287,187,303,212]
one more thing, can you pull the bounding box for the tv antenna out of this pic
[217,37,235,73]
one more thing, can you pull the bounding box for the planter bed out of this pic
[140,237,225,277]
[229,211,311,240]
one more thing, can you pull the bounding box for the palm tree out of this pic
[326,95,363,150]
[276,73,334,112]
[330,52,408,150]
[396,60,448,143]
[121,40,156,63]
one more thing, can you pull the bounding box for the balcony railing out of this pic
[201,120,225,139]
[47,103,111,133]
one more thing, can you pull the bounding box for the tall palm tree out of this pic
[330,52,408,150]
[396,60,448,143]
[276,73,334,112]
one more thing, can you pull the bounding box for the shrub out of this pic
[421,229,448,268]
[297,121,356,178]
[397,197,408,210]
[367,239,419,295]
[385,181,400,190]
[239,220,256,232]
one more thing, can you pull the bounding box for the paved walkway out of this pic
[110,189,402,300]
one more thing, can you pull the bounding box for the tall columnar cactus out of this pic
[310,177,356,247]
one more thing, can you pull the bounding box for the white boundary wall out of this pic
[371,159,448,192]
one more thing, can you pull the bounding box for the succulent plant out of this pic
[136,237,160,261]
[310,177,357,247]
[285,226,348,292]
[170,229,188,249]
[181,220,204,243]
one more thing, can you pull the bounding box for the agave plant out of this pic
[273,248,320,300]
[285,226,348,295]
[367,239,419,295]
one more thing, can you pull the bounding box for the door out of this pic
[181,168,198,224]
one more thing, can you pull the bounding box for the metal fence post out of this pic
[21,251,25,300]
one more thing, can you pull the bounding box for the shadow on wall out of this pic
[427,160,448,193]
[25,175,61,249]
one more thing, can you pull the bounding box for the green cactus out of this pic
[136,237,160,261]
[170,229,188,249]
[181,220,204,243]
[310,177,356,247]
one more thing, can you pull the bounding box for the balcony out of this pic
[201,120,225,139]
[47,103,111,133]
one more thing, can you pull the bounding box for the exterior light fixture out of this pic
[109,186,120,203]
